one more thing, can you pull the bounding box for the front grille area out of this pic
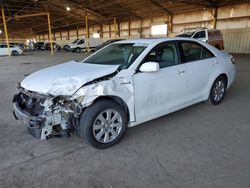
[13,92,45,116]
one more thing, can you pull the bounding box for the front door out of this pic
[133,41,189,123]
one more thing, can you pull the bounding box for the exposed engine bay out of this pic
[13,84,77,139]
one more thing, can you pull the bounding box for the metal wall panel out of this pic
[222,28,250,53]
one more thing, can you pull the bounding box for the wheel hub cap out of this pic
[93,109,123,143]
[212,80,225,102]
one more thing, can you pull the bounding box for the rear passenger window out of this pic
[181,42,214,62]
[181,42,201,62]
[202,47,214,59]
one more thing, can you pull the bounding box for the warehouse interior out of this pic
[0,0,250,187]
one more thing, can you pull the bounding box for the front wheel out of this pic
[11,50,19,56]
[207,76,227,105]
[79,100,127,149]
[76,48,81,53]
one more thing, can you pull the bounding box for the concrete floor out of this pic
[0,51,249,188]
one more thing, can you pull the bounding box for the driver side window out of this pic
[78,39,85,44]
[144,42,179,68]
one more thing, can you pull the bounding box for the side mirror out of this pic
[139,62,159,73]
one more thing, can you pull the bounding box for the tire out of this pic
[76,48,82,53]
[207,76,227,105]
[11,50,19,56]
[79,99,127,149]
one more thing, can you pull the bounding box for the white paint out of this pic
[70,38,102,49]
[20,61,119,95]
[139,62,159,72]
[19,38,236,131]
[0,45,23,56]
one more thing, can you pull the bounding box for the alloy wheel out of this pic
[93,109,123,143]
[212,80,225,102]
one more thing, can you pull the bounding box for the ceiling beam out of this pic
[149,0,173,15]
[5,2,34,22]
[67,0,107,19]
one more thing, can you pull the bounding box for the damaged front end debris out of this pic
[12,70,129,140]
[12,84,79,139]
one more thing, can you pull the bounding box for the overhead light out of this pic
[0,30,2,34]
[66,6,71,11]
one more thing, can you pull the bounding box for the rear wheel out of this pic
[79,100,127,149]
[207,76,227,105]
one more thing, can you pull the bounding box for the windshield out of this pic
[72,39,79,43]
[176,32,194,38]
[83,43,147,68]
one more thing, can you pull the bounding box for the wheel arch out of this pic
[219,73,228,88]
[205,72,229,100]
[92,95,130,122]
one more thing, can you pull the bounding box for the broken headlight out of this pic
[70,87,87,103]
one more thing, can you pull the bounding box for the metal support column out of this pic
[85,14,90,52]
[168,14,173,36]
[47,13,53,55]
[212,8,218,29]
[114,17,117,38]
[1,7,10,56]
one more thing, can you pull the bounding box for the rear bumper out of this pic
[13,102,44,138]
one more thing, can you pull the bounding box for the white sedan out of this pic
[13,38,235,148]
[0,44,23,56]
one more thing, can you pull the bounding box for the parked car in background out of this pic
[13,38,235,149]
[19,43,27,50]
[45,42,61,51]
[0,44,23,56]
[63,44,70,51]
[63,39,80,51]
[35,42,45,50]
[95,39,124,51]
[176,28,224,50]
[9,43,26,51]
[70,38,102,53]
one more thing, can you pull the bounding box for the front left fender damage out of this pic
[13,74,135,140]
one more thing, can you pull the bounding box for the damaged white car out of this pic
[13,38,235,148]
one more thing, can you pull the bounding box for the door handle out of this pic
[178,70,186,75]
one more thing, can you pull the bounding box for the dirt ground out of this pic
[0,51,249,188]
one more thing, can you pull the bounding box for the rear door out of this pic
[178,41,217,101]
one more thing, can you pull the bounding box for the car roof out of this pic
[114,37,202,45]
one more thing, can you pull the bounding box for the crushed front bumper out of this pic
[13,102,45,138]
[13,101,68,140]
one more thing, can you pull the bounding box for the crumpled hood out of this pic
[21,61,119,96]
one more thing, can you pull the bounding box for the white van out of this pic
[70,38,102,53]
